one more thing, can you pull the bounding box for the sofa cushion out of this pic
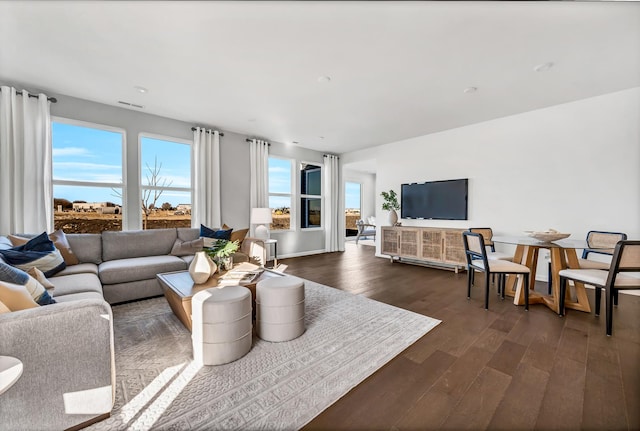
[66,233,103,264]
[177,227,200,242]
[0,299,10,313]
[223,224,249,244]
[0,236,13,250]
[54,291,104,303]
[99,255,187,285]
[53,262,99,277]
[102,229,177,261]
[50,273,103,297]
[0,232,66,277]
[10,230,80,266]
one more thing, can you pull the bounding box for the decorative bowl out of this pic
[525,230,571,242]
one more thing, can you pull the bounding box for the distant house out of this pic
[176,204,191,215]
[72,202,121,214]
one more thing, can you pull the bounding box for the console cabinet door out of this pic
[443,229,466,265]
[421,229,443,261]
[398,229,420,258]
[381,227,399,255]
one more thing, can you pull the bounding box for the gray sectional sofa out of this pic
[0,227,204,430]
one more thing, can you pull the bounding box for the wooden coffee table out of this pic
[157,262,284,331]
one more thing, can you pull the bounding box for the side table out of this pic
[0,356,23,395]
[264,239,278,268]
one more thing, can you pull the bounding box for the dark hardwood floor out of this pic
[280,242,640,431]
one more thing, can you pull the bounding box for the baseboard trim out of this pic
[279,249,328,259]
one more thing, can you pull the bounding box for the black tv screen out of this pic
[401,179,468,220]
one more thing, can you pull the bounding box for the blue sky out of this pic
[345,181,361,210]
[52,122,191,207]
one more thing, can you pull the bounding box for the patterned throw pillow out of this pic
[0,260,55,305]
[0,232,66,277]
[9,229,79,266]
[200,224,233,240]
[0,299,10,313]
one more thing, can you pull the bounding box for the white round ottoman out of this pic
[191,285,252,365]
[256,276,305,342]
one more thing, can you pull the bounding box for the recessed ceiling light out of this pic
[319,136,325,139]
[134,86,148,93]
[463,87,478,94]
[533,62,554,72]
[248,118,257,122]
[317,76,331,83]
[292,141,299,145]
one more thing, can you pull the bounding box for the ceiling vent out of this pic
[117,100,144,109]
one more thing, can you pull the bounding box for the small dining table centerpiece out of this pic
[525,229,570,242]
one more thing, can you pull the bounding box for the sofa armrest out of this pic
[240,237,267,266]
[0,299,115,430]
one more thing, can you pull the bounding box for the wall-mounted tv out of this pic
[401,179,468,220]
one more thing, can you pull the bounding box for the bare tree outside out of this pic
[112,157,173,229]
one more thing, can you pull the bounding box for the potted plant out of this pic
[381,189,400,226]
[205,239,240,271]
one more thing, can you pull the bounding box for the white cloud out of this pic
[52,147,92,157]
[54,162,121,171]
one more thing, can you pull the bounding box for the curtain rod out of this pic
[191,127,224,136]
[323,154,339,158]
[0,88,57,103]
[245,138,271,146]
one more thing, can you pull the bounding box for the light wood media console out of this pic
[381,226,467,272]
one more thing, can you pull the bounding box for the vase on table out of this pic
[189,251,217,284]
[388,209,398,226]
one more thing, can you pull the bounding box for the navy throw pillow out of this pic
[200,224,233,240]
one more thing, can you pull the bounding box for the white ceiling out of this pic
[1,1,639,154]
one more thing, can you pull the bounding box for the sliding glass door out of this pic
[345,182,361,238]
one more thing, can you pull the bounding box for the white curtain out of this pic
[0,86,52,234]
[192,128,221,228]
[323,154,342,252]
[249,139,269,236]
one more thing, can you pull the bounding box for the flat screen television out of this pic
[401,178,468,220]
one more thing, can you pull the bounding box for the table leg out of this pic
[563,249,591,313]
[508,245,544,307]
[544,248,591,314]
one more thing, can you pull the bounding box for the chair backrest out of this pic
[606,240,640,287]
[462,231,489,269]
[469,228,495,252]
[583,230,627,259]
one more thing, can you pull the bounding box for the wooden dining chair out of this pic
[559,240,640,335]
[462,231,530,311]
[468,228,513,260]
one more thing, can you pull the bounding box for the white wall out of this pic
[345,87,640,279]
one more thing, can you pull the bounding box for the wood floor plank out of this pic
[582,336,628,430]
[486,340,528,377]
[536,355,586,429]
[487,363,550,430]
[440,367,512,430]
[288,243,640,430]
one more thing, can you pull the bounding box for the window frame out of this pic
[51,116,128,229]
[268,155,295,232]
[138,132,193,221]
[299,160,323,231]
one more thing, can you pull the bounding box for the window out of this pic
[300,162,322,228]
[140,135,192,230]
[268,157,292,230]
[52,118,125,233]
[345,181,361,237]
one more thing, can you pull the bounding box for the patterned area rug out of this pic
[88,276,440,430]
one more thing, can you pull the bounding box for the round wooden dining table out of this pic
[492,236,606,315]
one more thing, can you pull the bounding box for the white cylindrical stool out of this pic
[256,276,305,342]
[192,285,252,365]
